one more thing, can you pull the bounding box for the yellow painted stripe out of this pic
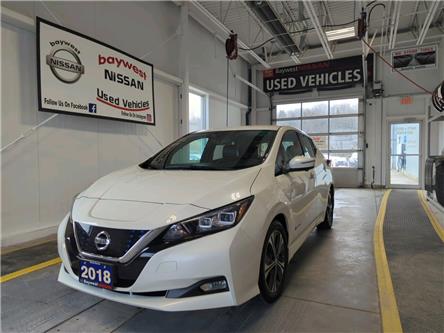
[0,257,61,283]
[417,190,444,243]
[374,190,403,333]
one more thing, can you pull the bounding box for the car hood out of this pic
[74,165,261,229]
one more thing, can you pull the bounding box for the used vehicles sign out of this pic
[263,54,373,93]
[37,17,155,125]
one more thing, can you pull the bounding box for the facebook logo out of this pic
[88,103,97,113]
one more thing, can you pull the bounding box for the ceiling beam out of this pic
[188,1,271,68]
[265,28,443,67]
[388,1,401,49]
[417,0,440,45]
[409,0,421,38]
[240,1,300,64]
[302,0,333,59]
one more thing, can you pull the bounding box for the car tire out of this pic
[259,220,288,303]
[318,189,334,230]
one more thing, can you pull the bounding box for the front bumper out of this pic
[57,213,261,311]
[57,266,234,311]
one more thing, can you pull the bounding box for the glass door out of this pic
[389,122,421,188]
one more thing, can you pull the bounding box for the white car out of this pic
[57,126,334,311]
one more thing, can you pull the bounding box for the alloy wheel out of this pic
[326,193,334,227]
[263,230,286,293]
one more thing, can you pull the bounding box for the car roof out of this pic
[196,125,307,135]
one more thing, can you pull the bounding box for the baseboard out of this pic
[1,225,58,249]
[362,184,386,189]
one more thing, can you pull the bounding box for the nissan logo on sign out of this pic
[46,44,84,84]
[94,231,111,251]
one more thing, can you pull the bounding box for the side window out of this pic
[275,131,304,175]
[299,134,316,158]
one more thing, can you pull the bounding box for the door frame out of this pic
[385,117,424,189]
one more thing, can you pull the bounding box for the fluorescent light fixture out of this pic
[326,27,355,41]
[290,53,301,64]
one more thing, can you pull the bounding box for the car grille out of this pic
[74,222,149,258]
[65,222,152,288]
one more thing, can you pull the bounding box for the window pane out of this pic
[299,134,316,158]
[302,118,328,133]
[330,134,358,150]
[390,155,419,185]
[330,98,359,115]
[302,101,328,117]
[391,123,420,155]
[276,103,301,118]
[276,119,301,130]
[281,131,304,159]
[189,93,204,132]
[330,152,358,168]
[330,117,358,133]
[311,135,329,150]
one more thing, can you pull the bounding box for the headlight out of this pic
[160,196,254,244]
[68,193,79,225]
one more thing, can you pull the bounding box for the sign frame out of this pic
[36,17,156,126]
[391,44,438,72]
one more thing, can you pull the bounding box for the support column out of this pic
[179,2,190,135]
[251,67,257,125]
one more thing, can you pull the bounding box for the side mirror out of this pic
[288,156,316,171]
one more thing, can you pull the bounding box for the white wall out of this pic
[208,98,242,129]
[1,21,179,246]
[365,95,431,187]
[1,1,249,246]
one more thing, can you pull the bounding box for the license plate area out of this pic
[79,260,114,289]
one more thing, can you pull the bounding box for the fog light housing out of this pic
[165,277,229,298]
[200,279,228,292]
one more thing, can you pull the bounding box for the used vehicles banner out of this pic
[263,55,373,93]
[37,17,155,125]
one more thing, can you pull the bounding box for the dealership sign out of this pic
[37,17,155,125]
[263,55,373,93]
[391,45,437,72]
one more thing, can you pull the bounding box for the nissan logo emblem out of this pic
[94,231,111,251]
[46,45,84,84]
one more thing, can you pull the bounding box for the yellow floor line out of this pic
[417,190,444,243]
[374,189,403,333]
[0,257,61,283]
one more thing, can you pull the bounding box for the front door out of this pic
[388,122,422,188]
[275,130,317,245]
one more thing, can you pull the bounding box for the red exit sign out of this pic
[400,96,413,105]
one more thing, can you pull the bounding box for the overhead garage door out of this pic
[273,97,364,187]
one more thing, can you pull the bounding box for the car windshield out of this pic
[140,130,277,171]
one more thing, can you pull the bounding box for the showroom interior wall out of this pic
[254,40,443,188]
[1,1,249,246]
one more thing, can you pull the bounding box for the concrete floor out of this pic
[2,189,384,332]
[390,170,418,186]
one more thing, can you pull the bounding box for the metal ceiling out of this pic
[199,0,444,67]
